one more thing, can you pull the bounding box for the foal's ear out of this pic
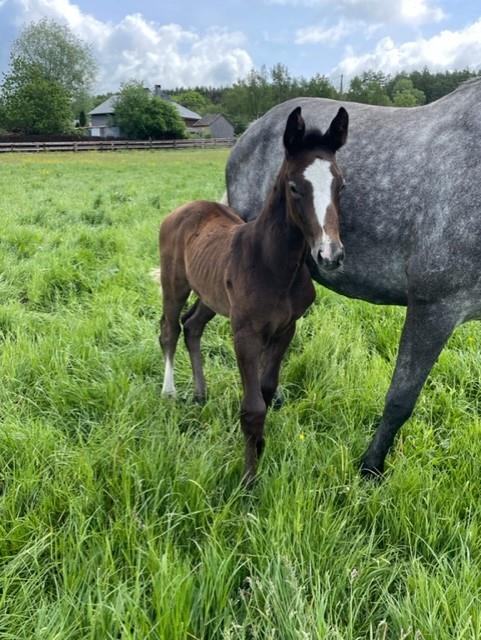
[323,106,349,153]
[283,106,305,154]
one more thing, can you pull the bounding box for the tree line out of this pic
[0,19,479,139]
[169,66,478,133]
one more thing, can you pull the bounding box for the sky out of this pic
[0,0,480,93]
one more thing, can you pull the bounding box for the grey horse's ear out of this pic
[283,106,305,154]
[324,107,349,152]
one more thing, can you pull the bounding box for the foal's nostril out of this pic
[317,245,344,271]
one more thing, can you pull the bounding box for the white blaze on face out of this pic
[303,158,335,261]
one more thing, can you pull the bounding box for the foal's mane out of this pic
[299,128,326,152]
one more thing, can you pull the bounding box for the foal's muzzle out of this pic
[316,244,344,271]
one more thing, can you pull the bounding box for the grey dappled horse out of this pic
[225,78,481,477]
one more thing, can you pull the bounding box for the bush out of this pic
[114,82,186,140]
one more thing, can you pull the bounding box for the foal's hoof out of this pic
[359,456,384,481]
[193,393,206,405]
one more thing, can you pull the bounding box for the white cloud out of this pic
[295,19,354,45]
[268,0,445,26]
[334,19,481,79]
[0,0,254,91]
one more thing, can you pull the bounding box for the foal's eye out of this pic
[289,181,302,198]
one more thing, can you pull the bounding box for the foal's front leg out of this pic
[233,327,266,485]
[260,322,296,408]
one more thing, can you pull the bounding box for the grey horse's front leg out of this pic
[360,300,459,478]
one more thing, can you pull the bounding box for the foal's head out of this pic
[283,105,348,271]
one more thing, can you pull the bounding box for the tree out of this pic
[300,73,339,99]
[10,19,96,99]
[114,82,185,139]
[399,68,478,103]
[171,90,214,115]
[0,100,7,132]
[346,72,392,106]
[391,77,425,107]
[0,19,97,134]
[78,110,87,127]
[1,61,71,134]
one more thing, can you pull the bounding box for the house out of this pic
[152,85,201,127]
[190,114,235,139]
[87,87,201,138]
[88,96,121,138]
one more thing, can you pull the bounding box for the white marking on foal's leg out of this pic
[149,267,161,284]
[162,357,176,397]
[219,190,229,205]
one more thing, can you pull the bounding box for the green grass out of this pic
[1,149,481,639]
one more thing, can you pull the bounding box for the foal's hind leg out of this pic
[183,301,216,402]
[160,282,190,397]
[360,300,458,477]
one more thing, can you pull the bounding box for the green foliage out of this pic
[0,19,97,134]
[0,97,7,130]
[11,18,96,99]
[172,90,214,116]
[391,77,426,107]
[78,109,87,127]
[91,92,115,108]
[1,61,72,134]
[114,82,186,139]
[1,149,481,637]
[403,67,479,103]
[220,64,339,132]
[346,71,393,106]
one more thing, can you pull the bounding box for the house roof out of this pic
[174,103,202,120]
[192,114,224,127]
[88,95,118,115]
[89,92,201,121]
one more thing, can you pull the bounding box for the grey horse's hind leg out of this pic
[360,301,459,478]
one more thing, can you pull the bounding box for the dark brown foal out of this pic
[159,105,349,483]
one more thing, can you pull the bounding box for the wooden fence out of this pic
[0,137,236,153]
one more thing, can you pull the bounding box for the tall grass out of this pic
[0,150,480,638]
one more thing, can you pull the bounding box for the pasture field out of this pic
[1,149,481,640]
